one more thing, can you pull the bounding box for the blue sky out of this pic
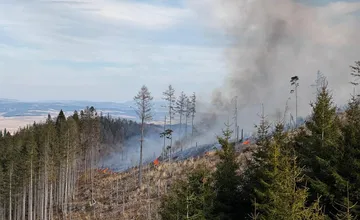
[0,0,359,103]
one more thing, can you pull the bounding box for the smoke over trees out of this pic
[186,0,360,130]
[160,62,360,219]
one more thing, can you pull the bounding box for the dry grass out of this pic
[67,144,257,220]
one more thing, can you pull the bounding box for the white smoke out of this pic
[98,128,164,170]
[99,1,360,168]
[187,0,360,130]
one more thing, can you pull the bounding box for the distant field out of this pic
[0,99,168,133]
[0,115,48,133]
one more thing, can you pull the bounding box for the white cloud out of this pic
[93,1,191,29]
[0,0,209,68]
[44,0,193,29]
[2,0,358,123]
[0,0,224,102]
[0,0,191,48]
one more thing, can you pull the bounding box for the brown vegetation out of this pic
[68,144,255,219]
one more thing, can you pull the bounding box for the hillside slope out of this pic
[67,144,255,220]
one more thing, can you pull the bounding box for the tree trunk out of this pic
[185,114,188,148]
[64,154,69,219]
[9,162,12,220]
[170,106,173,151]
[22,185,26,220]
[40,172,44,220]
[139,118,144,187]
[191,116,194,147]
[49,183,53,220]
[163,116,166,158]
[28,159,33,220]
[44,167,48,220]
[179,113,182,151]
[33,174,37,220]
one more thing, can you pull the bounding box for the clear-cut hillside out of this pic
[66,143,256,220]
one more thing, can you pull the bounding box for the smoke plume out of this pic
[100,0,360,169]
[188,0,360,130]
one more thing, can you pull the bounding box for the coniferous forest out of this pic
[0,106,152,220]
[159,62,360,220]
[0,62,360,219]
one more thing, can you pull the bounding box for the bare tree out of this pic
[175,92,187,151]
[134,85,153,187]
[162,116,167,158]
[162,85,176,154]
[184,96,191,145]
[189,93,196,147]
[311,71,326,95]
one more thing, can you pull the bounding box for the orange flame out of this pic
[153,158,159,166]
[243,140,250,145]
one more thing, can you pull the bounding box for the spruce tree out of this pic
[237,109,272,219]
[212,124,242,219]
[254,123,327,220]
[252,123,285,218]
[338,94,360,215]
[296,80,345,215]
[0,163,3,218]
[159,165,214,219]
[334,183,358,220]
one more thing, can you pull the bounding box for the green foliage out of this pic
[333,183,358,220]
[338,95,360,216]
[160,128,173,139]
[159,165,214,220]
[295,81,345,214]
[157,63,360,220]
[212,124,242,219]
[254,114,271,147]
[252,123,327,220]
[236,115,273,219]
[0,106,159,218]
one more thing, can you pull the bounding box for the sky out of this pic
[0,0,359,104]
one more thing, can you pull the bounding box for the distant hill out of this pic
[0,99,168,122]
